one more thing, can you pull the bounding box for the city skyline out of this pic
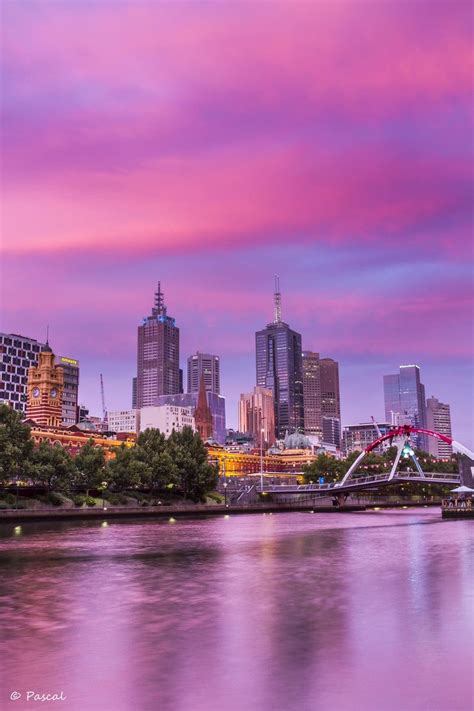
[1,3,472,446]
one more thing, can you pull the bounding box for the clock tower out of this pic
[26,343,64,428]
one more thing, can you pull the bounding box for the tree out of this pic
[302,453,344,484]
[29,440,76,492]
[134,428,178,493]
[0,404,34,484]
[168,426,218,501]
[74,439,108,494]
[108,444,147,491]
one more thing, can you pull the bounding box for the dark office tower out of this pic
[136,283,180,408]
[320,357,341,421]
[302,351,322,437]
[132,377,137,409]
[255,277,304,439]
[383,364,427,449]
[179,368,184,395]
[187,352,220,394]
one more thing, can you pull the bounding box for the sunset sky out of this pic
[1,2,473,446]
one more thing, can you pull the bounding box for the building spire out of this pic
[273,275,282,324]
[153,282,166,317]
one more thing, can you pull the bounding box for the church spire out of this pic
[194,376,213,441]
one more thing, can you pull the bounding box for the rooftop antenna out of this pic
[274,275,282,324]
[153,281,166,316]
[46,324,49,346]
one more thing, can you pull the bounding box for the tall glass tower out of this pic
[255,278,304,439]
[136,283,180,408]
[383,364,427,450]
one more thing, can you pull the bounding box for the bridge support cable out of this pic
[452,441,474,460]
[388,441,404,481]
[336,450,367,488]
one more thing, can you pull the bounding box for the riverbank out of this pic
[0,499,444,523]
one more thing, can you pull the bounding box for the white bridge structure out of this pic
[259,426,474,496]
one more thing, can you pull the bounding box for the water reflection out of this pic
[0,510,472,711]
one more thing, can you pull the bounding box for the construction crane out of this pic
[100,373,108,429]
[371,415,382,438]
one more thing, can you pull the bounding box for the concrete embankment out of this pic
[0,501,367,523]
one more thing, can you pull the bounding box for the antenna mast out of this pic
[274,275,282,324]
[100,373,108,428]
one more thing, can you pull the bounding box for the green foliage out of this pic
[134,428,178,492]
[85,496,96,507]
[108,444,146,491]
[47,491,65,506]
[73,440,108,494]
[168,426,218,501]
[303,453,344,483]
[0,404,34,484]
[72,495,86,507]
[29,440,76,492]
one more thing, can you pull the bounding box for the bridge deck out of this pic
[260,472,460,495]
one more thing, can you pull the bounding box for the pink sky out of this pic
[1,2,473,445]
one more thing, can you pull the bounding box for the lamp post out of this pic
[223,481,228,507]
[260,426,265,493]
[101,481,108,510]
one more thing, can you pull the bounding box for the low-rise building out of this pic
[342,422,392,455]
[108,409,137,434]
[138,404,195,437]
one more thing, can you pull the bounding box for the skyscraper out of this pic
[383,364,427,449]
[302,351,322,437]
[136,283,180,408]
[58,356,80,426]
[320,358,341,419]
[255,278,304,439]
[238,386,275,446]
[187,352,220,394]
[426,396,453,458]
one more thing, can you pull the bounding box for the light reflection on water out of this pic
[0,509,472,711]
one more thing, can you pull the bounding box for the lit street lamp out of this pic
[223,481,228,507]
[101,481,108,510]
[260,425,266,493]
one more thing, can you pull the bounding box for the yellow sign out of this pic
[60,357,78,365]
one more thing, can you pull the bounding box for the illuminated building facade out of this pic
[26,343,64,428]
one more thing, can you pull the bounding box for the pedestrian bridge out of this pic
[258,426,473,497]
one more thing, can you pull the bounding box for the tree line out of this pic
[0,404,218,502]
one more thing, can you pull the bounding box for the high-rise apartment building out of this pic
[302,351,322,437]
[136,283,180,408]
[255,279,304,439]
[238,386,275,446]
[187,352,220,394]
[320,358,341,422]
[58,356,79,426]
[383,364,427,449]
[426,396,453,459]
[0,333,45,412]
[132,377,137,409]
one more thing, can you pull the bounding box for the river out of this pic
[0,508,472,711]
